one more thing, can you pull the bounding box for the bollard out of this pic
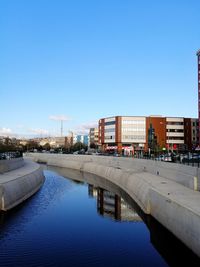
[194,176,198,191]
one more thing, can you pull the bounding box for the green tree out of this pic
[43,143,51,151]
[25,141,39,152]
[90,142,97,149]
[72,142,87,152]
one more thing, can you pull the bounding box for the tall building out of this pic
[197,49,200,145]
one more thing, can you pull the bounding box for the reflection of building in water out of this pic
[97,188,121,220]
[88,184,98,198]
[88,185,141,222]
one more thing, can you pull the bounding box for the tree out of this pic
[90,142,97,149]
[72,142,87,152]
[43,143,51,151]
[25,141,39,151]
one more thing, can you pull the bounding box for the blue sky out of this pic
[0,0,200,137]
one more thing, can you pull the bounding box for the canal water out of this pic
[0,167,199,267]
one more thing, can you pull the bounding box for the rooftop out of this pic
[197,49,200,56]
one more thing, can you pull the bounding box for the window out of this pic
[167,122,183,125]
[168,137,184,140]
[105,121,116,126]
[122,120,145,125]
[105,128,115,133]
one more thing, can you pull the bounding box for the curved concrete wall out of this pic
[29,153,200,191]
[28,153,200,258]
[0,158,24,174]
[0,160,45,211]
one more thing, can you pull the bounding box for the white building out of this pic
[166,117,184,150]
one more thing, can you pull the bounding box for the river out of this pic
[0,166,199,267]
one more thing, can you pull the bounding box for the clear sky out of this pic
[1,0,200,137]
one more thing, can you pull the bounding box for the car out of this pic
[182,154,200,163]
[157,154,172,162]
[0,154,6,160]
[163,156,172,162]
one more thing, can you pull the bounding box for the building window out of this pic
[167,122,183,125]
[105,121,116,126]
[105,128,115,133]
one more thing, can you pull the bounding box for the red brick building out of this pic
[99,115,198,154]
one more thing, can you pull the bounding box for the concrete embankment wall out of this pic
[0,160,45,211]
[28,153,200,257]
[30,153,200,191]
[0,158,24,174]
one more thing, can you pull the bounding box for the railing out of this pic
[0,151,23,160]
[134,152,200,168]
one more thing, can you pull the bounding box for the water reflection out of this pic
[0,166,199,267]
[50,166,200,267]
[88,185,142,222]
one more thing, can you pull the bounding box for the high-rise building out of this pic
[197,49,200,145]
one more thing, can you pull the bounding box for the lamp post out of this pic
[167,128,170,154]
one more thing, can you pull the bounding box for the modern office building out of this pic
[197,49,200,144]
[99,116,146,155]
[99,115,198,154]
[73,134,89,145]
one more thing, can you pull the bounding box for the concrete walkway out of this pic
[0,160,42,183]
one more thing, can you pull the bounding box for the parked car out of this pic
[182,154,200,163]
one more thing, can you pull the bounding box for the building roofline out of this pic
[197,49,200,56]
[100,115,191,120]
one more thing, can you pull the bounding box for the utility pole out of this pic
[166,119,171,154]
[61,120,63,137]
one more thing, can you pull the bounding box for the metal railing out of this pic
[134,152,200,168]
[0,151,23,160]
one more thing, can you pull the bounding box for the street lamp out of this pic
[167,128,170,154]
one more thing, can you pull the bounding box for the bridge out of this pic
[28,153,200,258]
